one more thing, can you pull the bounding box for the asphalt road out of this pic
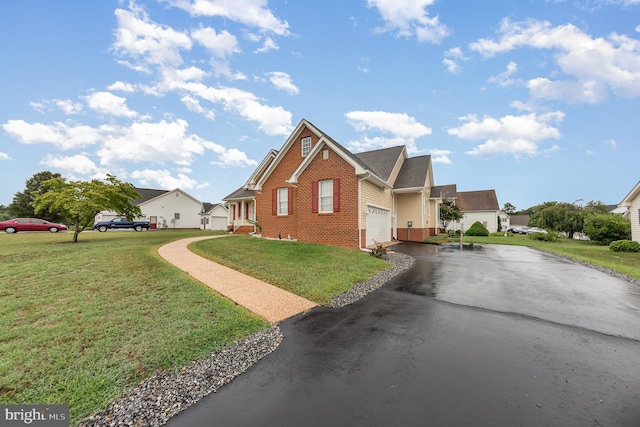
[167,243,640,427]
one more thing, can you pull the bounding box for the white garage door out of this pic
[366,205,391,245]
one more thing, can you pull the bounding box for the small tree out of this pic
[503,202,516,215]
[583,213,631,245]
[440,199,463,232]
[33,175,142,243]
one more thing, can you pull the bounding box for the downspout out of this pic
[358,174,368,252]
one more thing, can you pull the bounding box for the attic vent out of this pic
[323,149,329,159]
[175,192,179,197]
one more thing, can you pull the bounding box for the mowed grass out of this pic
[433,234,640,279]
[0,230,269,425]
[189,235,391,304]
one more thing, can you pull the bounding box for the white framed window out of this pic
[319,179,333,213]
[277,188,288,215]
[301,137,312,156]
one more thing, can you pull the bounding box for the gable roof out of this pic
[354,146,406,182]
[133,188,169,205]
[393,156,432,189]
[430,184,457,199]
[456,190,500,211]
[224,187,255,201]
[137,188,202,207]
[620,181,640,206]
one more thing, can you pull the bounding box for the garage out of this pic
[365,204,391,245]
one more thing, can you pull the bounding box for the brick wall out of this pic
[256,127,360,249]
[397,227,428,242]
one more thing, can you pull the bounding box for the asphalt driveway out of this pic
[167,243,640,427]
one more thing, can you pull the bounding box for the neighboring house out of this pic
[509,214,530,227]
[223,119,444,249]
[447,189,502,233]
[619,181,640,243]
[96,187,205,229]
[200,203,229,231]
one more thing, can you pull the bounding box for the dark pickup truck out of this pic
[94,217,150,232]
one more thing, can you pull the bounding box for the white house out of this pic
[619,181,640,243]
[447,189,502,233]
[95,188,207,230]
[200,203,229,231]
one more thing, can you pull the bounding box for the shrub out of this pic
[529,231,557,242]
[583,213,631,245]
[465,221,489,236]
[370,241,387,258]
[609,240,640,252]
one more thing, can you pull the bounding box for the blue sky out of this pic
[1,0,639,211]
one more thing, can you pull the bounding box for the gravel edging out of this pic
[77,252,414,427]
[328,251,415,308]
[78,326,283,427]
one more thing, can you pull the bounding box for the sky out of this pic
[1,0,639,212]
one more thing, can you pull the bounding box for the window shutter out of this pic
[288,187,293,215]
[272,189,277,215]
[312,181,318,213]
[333,178,340,212]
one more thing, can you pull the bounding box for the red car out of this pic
[0,218,68,233]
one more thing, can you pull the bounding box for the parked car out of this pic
[0,218,68,233]
[510,226,529,234]
[93,217,150,232]
[526,227,548,235]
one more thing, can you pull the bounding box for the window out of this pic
[277,188,288,215]
[272,187,293,215]
[312,179,340,213]
[319,180,333,213]
[174,213,180,220]
[301,137,311,156]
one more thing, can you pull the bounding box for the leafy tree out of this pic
[502,202,516,215]
[584,200,609,215]
[583,213,631,245]
[439,199,463,232]
[33,175,142,243]
[537,202,583,239]
[0,204,11,221]
[8,171,63,221]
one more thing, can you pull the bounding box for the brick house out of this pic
[223,119,443,250]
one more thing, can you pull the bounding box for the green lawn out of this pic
[189,235,391,304]
[429,233,640,280]
[0,230,268,425]
[0,230,391,424]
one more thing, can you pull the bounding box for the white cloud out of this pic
[181,95,216,120]
[85,92,138,118]
[470,19,640,102]
[447,111,565,158]
[0,152,11,160]
[267,72,299,94]
[179,82,293,135]
[40,154,100,175]
[443,47,467,74]
[166,0,290,36]
[488,61,519,87]
[254,37,279,54]
[191,26,240,76]
[55,99,83,115]
[345,111,432,154]
[211,148,258,167]
[2,120,101,150]
[345,111,431,138]
[112,7,192,70]
[130,168,209,190]
[367,0,450,43]
[429,149,452,164]
[108,81,136,92]
[602,138,618,149]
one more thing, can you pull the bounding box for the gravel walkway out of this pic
[77,250,413,427]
